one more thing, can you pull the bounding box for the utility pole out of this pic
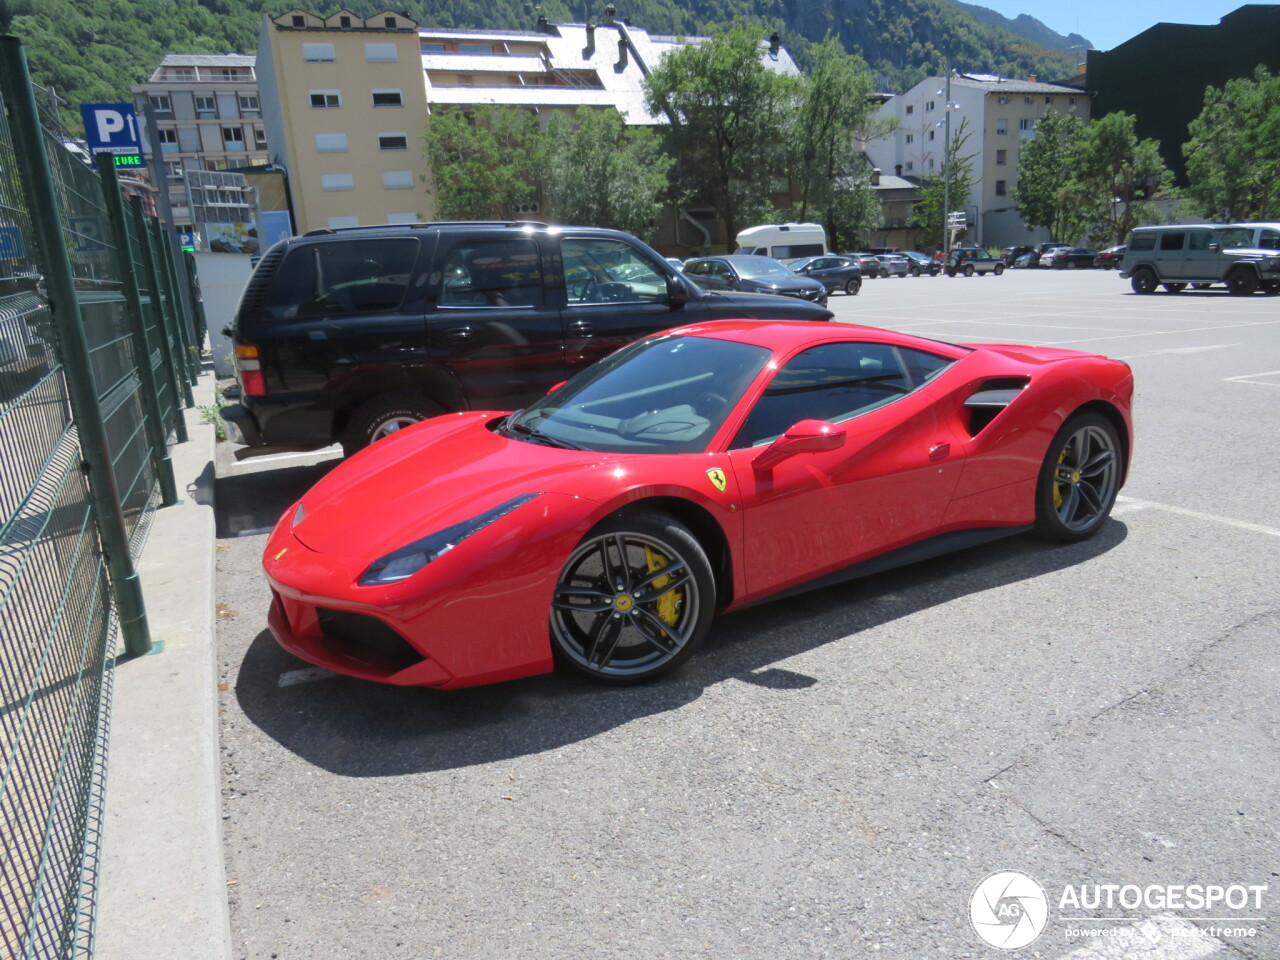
[943,67,951,257]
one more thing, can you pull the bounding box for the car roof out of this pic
[291,221,639,242]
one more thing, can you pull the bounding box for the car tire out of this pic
[1066,260,1077,270]
[1130,268,1157,295]
[844,278,861,295]
[1033,412,1122,543]
[879,269,889,279]
[1163,282,1186,293]
[963,264,975,277]
[909,266,920,277]
[1226,269,1259,296]
[945,268,957,278]
[994,264,1005,276]
[342,392,442,456]
[550,509,716,683]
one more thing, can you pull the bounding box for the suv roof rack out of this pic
[301,220,549,237]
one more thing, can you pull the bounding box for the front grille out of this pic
[317,607,425,669]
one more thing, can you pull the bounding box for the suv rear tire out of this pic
[342,393,443,456]
[1130,268,1157,295]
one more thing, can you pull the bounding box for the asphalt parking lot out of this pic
[215,268,1280,960]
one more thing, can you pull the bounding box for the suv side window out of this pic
[1188,230,1215,251]
[732,342,938,449]
[1260,229,1280,250]
[262,238,419,319]
[563,238,667,305]
[439,238,544,308]
[1129,234,1156,252]
[1159,232,1185,251]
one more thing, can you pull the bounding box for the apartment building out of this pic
[257,9,432,234]
[131,54,268,228]
[866,73,1090,248]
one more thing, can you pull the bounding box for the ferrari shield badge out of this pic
[706,468,728,492]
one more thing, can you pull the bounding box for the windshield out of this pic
[733,258,794,279]
[508,335,772,454]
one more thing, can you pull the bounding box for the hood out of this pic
[289,413,626,556]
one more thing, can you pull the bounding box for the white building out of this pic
[865,72,1089,248]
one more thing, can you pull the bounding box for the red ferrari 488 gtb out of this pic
[264,320,1133,688]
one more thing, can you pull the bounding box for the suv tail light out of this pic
[236,343,266,396]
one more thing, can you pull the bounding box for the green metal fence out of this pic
[0,36,198,959]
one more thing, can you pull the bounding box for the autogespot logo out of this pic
[970,870,1050,950]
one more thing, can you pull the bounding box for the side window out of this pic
[685,261,707,277]
[562,238,667,305]
[438,238,544,308]
[1259,230,1280,250]
[261,239,419,320]
[1129,234,1156,252]
[732,342,920,449]
[1215,228,1251,248]
[1159,232,1185,251]
[1187,230,1215,251]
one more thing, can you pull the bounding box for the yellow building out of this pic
[257,9,433,234]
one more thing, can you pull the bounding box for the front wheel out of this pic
[844,277,861,295]
[550,510,716,683]
[1227,269,1259,296]
[909,266,920,277]
[1130,268,1157,295]
[1066,260,1077,270]
[342,392,442,456]
[1034,413,1122,543]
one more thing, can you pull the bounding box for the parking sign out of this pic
[79,103,146,168]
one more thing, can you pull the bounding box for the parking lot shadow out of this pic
[233,522,1127,777]
[215,460,340,538]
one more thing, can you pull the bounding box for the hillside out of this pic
[954,2,1092,55]
[3,0,1078,128]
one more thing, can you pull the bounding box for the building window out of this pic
[239,94,260,115]
[995,180,1007,196]
[218,69,238,81]
[382,170,414,189]
[905,104,914,115]
[905,161,913,171]
[998,96,1008,105]
[254,128,267,149]
[1020,118,1033,131]
[292,14,305,27]
[328,215,359,228]
[387,212,418,224]
[1069,97,1076,106]
[927,158,935,170]
[303,43,336,62]
[385,16,397,28]
[194,95,217,115]
[460,43,494,54]
[205,159,228,171]
[997,118,1007,135]
[157,128,178,144]
[1045,96,1052,104]
[149,94,172,115]
[222,126,244,142]
[372,90,403,107]
[996,149,1007,165]
[928,129,935,141]
[310,91,341,108]
[315,133,348,153]
[422,42,445,53]
[378,132,408,150]
[926,100,935,112]
[339,15,351,27]
[164,160,183,179]
[366,43,398,63]
[1024,96,1032,104]
[173,67,194,81]
[905,133,913,144]
[322,173,354,191]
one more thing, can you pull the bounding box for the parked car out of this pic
[1094,245,1126,269]
[900,251,941,276]
[1042,247,1098,269]
[945,249,1006,277]
[683,255,828,305]
[842,253,883,276]
[1032,242,1072,265]
[1012,253,1036,269]
[788,254,862,295]
[1001,244,1036,266]
[220,223,834,458]
[872,254,911,278]
[263,318,1133,688]
[664,257,686,271]
[1121,224,1280,295]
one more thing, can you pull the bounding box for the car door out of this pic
[1179,228,1219,281]
[808,257,846,290]
[558,236,708,373]
[1153,230,1186,279]
[427,234,568,409]
[726,341,964,598]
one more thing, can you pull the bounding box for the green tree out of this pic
[1014,107,1090,243]
[1184,66,1280,222]
[644,24,799,244]
[1073,111,1174,247]
[912,116,975,250]
[824,172,883,251]
[422,106,547,220]
[544,108,672,241]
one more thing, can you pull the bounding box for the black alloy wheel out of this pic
[1034,412,1122,542]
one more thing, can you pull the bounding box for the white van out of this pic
[735,222,827,261]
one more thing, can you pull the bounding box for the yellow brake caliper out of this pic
[1053,446,1067,510]
[643,546,682,629]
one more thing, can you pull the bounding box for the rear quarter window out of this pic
[261,238,420,320]
[1128,234,1156,252]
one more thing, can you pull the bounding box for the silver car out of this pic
[873,254,911,278]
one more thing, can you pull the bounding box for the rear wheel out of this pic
[1227,269,1259,296]
[342,392,442,456]
[1034,412,1122,543]
[550,510,715,683]
[1130,268,1157,294]
[1163,282,1186,293]
[879,268,889,279]
[963,264,975,277]
[994,264,1005,276]
[844,277,861,295]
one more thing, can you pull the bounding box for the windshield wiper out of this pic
[509,420,583,450]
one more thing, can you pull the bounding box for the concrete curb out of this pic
[96,370,233,960]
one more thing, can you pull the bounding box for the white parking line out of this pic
[278,666,338,687]
[1054,914,1224,959]
[1116,496,1280,538]
[1224,369,1280,387]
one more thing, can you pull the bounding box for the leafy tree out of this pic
[422,106,546,220]
[1183,66,1280,222]
[544,108,672,241]
[644,24,799,244]
[824,172,883,251]
[912,116,975,250]
[1073,111,1173,247]
[1014,107,1090,243]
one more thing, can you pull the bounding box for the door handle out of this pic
[445,326,473,343]
[569,320,594,336]
[929,442,951,461]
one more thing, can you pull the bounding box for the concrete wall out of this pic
[193,253,253,378]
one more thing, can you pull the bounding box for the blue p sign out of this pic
[80,103,142,154]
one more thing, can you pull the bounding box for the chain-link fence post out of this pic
[0,36,152,656]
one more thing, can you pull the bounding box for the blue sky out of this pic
[969,0,1252,52]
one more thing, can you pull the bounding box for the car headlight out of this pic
[1263,257,1280,271]
[358,493,542,586]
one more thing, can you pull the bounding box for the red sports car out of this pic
[263,320,1133,689]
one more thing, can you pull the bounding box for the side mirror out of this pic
[752,419,846,471]
[667,274,690,308]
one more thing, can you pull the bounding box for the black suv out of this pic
[221,222,833,456]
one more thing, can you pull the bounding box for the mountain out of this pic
[954,2,1093,55]
[5,0,1080,129]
